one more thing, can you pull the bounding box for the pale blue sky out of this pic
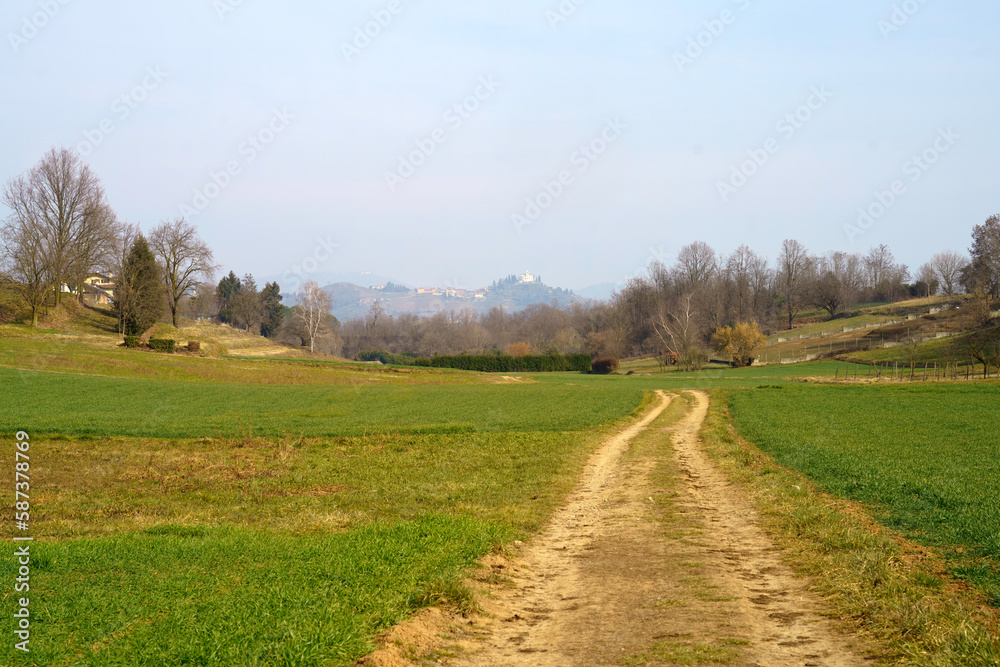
[2,1,997,293]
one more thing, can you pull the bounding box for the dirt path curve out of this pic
[444,390,873,666]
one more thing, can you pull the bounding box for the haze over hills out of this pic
[276,271,588,321]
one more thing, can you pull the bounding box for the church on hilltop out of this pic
[519,271,538,284]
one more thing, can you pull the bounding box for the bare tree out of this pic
[0,206,50,327]
[726,245,754,322]
[864,244,908,302]
[651,292,703,370]
[747,250,773,322]
[964,215,1000,298]
[931,250,968,297]
[777,239,812,330]
[68,202,117,303]
[675,241,717,289]
[107,221,141,334]
[2,148,114,306]
[916,262,939,297]
[809,268,843,318]
[295,280,332,353]
[148,218,217,327]
[810,251,862,318]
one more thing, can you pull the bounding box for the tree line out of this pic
[3,148,997,365]
[330,223,998,365]
[0,148,218,333]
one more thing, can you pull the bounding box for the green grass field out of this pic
[4,305,1000,665]
[728,383,1000,605]
[0,366,643,438]
[1,517,505,665]
[0,338,651,664]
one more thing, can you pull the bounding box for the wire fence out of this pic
[829,361,999,382]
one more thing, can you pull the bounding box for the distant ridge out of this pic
[279,275,588,321]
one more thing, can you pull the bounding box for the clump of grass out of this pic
[408,574,480,615]
[702,388,1000,665]
[622,639,738,666]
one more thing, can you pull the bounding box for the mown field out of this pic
[728,383,1000,605]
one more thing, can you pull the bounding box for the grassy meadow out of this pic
[0,330,654,665]
[3,303,1000,664]
[728,383,1000,605]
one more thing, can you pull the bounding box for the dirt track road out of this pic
[444,390,874,666]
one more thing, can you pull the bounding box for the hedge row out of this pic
[357,351,592,373]
[429,353,591,373]
[357,350,423,366]
[148,338,176,353]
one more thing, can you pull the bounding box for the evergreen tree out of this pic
[114,234,162,336]
[259,281,284,338]
[217,271,240,324]
[231,273,262,332]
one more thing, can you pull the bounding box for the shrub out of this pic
[148,338,176,354]
[505,341,533,356]
[187,341,201,353]
[124,335,142,349]
[591,356,620,374]
[711,322,766,368]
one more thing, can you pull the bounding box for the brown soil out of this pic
[358,391,875,666]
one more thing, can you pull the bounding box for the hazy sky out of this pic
[2,1,997,293]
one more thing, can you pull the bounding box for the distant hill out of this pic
[265,271,403,293]
[576,282,617,301]
[284,278,586,321]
